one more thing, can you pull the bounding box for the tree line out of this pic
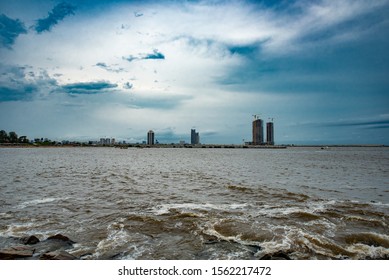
[0,130,29,144]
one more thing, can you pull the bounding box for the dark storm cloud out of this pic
[122,55,137,62]
[151,127,189,144]
[34,2,76,33]
[0,85,37,102]
[61,81,118,94]
[123,82,133,89]
[144,49,165,60]
[95,62,126,73]
[0,64,57,102]
[96,62,108,68]
[228,44,260,56]
[123,49,165,62]
[130,94,191,110]
[322,119,389,129]
[0,14,27,48]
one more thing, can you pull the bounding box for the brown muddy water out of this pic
[0,147,388,259]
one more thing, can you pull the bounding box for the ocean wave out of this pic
[16,197,68,209]
[150,203,249,215]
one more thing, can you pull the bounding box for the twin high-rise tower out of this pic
[252,116,274,145]
[252,118,264,145]
[266,121,274,145]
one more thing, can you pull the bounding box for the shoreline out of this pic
[0,143,387,149]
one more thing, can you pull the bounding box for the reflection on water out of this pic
[0,147,388,259]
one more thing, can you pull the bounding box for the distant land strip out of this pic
[1,143,388,149]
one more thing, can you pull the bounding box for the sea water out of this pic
[0,147,388,259]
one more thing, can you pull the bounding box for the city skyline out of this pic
[1,0,388,145]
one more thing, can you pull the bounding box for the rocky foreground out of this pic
[0,233,295,260]
[4,233,385,260]
[0,234,78,260]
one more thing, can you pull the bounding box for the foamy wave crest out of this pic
[92,219,129,258]
[17,197,67,209]
[151,203,249,215]
[0,221,52,239]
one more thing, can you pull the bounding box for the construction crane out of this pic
[268,117,274,122]
[252,114,261,120]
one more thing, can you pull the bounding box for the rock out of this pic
[40,250,78,260]
[47,234,75,244]
[0,245,34,259]
[246,244,262,254]
[202,233,220,244]
[260,251,291,260]
[0,234,78,260]
[33,238,75,256]
[364,254,389,260]
[22,235,40,245]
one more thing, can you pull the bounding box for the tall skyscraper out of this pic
[191,129,195,144]
[147,130,154,145]
[191,129,200,145]
[266,121,274,145]
[252,118,264,145]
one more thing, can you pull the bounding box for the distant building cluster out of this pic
[252,116,274,145]
[2,115,277,147]
[100,138,115,145]
[144,116,274,147]
[145,129,200,146]
[85,117,273,146]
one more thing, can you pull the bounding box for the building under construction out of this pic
[266,121,274,145]
[252,115,274,145]
[252,117,264,145]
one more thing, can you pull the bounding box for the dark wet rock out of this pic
[40,250,78,260]
[364,254,389,260]
[22,235,40,245]
[260,251,291,260]
[33,238,75,256]
[204,238,219,244]
[47,234,75,244]
[0,236,21,249]
[203,234,220,244]
[110,252,126,260]
[246,244,262,253]
[0,233,77,260]
[0,245,34,259]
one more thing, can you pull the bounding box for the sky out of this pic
[0,0,388,145]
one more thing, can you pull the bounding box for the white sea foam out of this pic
[346,243,389,259]
[0,222,35,237]
[256,200,340,218]
[93,222,130,259]
[17,197,67,209]
[0,212,13,218]
[151,203,249,215]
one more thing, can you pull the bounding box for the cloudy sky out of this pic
[1,0,388,144]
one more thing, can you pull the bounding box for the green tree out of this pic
[0,130,8,143]
[8,131,18,143]
[18,136,29,143]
